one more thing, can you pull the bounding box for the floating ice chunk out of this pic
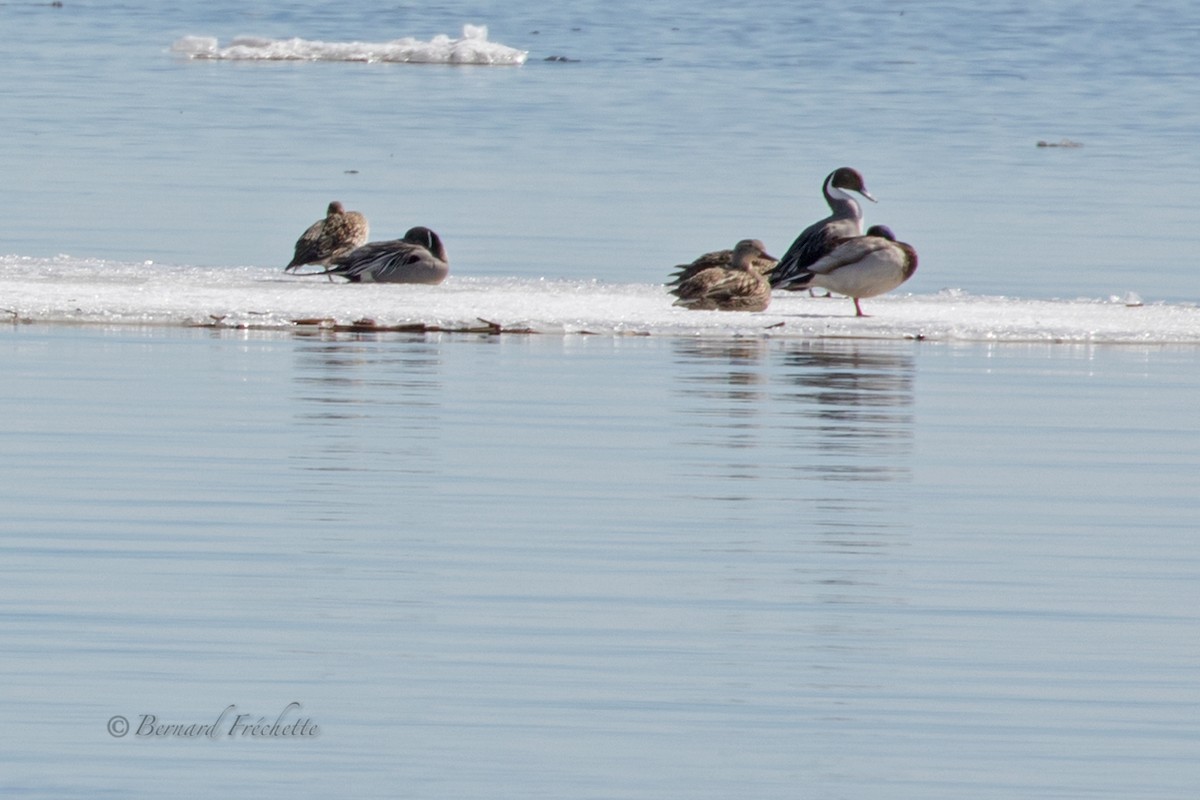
[170,36,219,57]
[170,25,528,65]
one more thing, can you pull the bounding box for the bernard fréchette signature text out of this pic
[107,702,319,740]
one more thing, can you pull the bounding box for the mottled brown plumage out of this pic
[284,201,369,271]
[666,238,778,286]
[669,240,775,312]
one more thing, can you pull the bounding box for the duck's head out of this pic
[866,224,895,241]
[403,226,447,261]
[326,201,346,216]
[730,239,775,269]
[827,167,877,203]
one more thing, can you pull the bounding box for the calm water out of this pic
[2,326,1198,798]
[2,0,1200,797]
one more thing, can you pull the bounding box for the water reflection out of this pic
[286,333,447,524]
[670,338,916,490]
[667,338,920,718]
[776,341,916,480]
[291,332,444,418]
[668,336,916,562]
[272,332,928,792]
[673,338,773,408]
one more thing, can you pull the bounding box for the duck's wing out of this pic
[286,218,328,269]
[670,266,726,300]
[769,217,861,286]
[805,237,895,275]
[673,269,769,311]
[666,249,732,285]
[774,236,894,291]
[687,249,733,271]
[368,245,435,283]
[324,239,411,281]
[704,271,768,303]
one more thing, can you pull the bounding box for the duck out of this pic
[769,167,876,289]
[318,226,449,284]
[773,225,917,316]
[284,201,369,272]
[670,239,776,312]
[666,239,778,286]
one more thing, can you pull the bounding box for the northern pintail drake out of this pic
[284,201,369,271]
[773,225,917,316]
[319,226,449,284]
[666,238,778,286]
[670,239,776,312]
[769,167,876,289]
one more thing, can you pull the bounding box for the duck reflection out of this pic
[288,333,446,499]
[669,337,916,543]
[671,338,914,468]
[776,341,915,476]
[672,338,773,425]
[668,337,918,696]
[292,333,443,419]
